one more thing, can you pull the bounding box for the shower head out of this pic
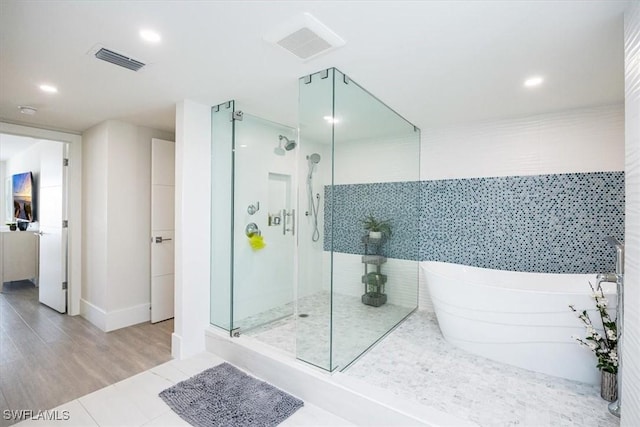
[279,135,297,151]
[307,153,321,164]
[306,153,321,181]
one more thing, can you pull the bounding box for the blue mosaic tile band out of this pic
[325,172,625,274]
[324,182,421,260]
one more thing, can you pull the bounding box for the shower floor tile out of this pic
[246,292,414,370]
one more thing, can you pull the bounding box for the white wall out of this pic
[328,252,418,308]
[0,161,6,223]
[173,100,211,359]
[334,132,420,185]
[5,142,43,179]
[297,140,331,300]
[622,2,640,425]
[81,120,173,331]
[81,122,108,315]
[4,140,57,230]
[232,115,296,322]
[421,104,624,180]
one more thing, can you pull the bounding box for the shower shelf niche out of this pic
[361,236,388,307]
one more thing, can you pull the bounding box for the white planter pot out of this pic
[369,231,382,239]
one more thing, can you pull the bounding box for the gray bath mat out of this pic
[159,362,304,427]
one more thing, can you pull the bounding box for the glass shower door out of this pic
[231,113,298,334]
[211,102,298,337]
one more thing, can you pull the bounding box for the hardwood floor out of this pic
[0,281,173,426]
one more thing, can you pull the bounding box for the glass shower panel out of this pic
[296,69,335,370]
[232,113,297,333]
[210,101,235,331]
[331,70,420,370]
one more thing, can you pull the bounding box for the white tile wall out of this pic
[421,104,624,180]
[623,3,640,425]
[334,134,420,185]
[329,252,418,308]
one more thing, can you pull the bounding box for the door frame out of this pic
[0,122,82,315]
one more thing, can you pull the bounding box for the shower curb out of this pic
[204,327,478,427]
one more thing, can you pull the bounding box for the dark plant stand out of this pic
[361,235,387,307]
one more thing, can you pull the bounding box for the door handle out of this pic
[154,237,173,243]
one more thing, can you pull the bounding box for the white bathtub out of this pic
[420,261,617,384]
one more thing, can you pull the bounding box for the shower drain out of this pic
[298,314,309,318]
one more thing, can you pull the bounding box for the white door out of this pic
[38,142,66,313]
[151,138,175,323]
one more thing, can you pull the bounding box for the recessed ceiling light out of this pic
[140,29,161,43]
[524,76,544,88]
[39,84,58,93]
[323,116,339,124]
[18,106,37,115]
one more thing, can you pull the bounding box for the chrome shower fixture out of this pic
[306,153,322,242]
[274,135,296,155]
[279,135,297,151]
[306,153,321,181]
[307,153,321,164]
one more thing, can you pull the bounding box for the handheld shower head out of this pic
[307,153,321,164]
[279,135,297,151]
[306,153,321,181]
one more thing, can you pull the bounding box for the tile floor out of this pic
[250,309,620,427]
[246,292,414,370]
[12,352,352,427]
[346,311,619,427]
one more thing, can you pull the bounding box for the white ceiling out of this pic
[0,1,629,135]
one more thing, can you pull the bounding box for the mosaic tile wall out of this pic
[325,172,625,274]
[324,182,421,260]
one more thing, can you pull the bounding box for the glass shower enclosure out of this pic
[210,101,297,334]
[210,68,421,372]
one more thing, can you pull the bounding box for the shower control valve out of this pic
[247,201,260,215]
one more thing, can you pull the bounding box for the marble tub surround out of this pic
[346,311,619,427]
[245,306,617,426]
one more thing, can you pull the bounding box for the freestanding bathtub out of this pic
[420,261,617,384]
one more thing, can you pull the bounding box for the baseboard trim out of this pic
[80,298,107,331]
[105,303,151,332]
[171,333,183,359]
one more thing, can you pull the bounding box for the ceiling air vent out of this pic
[94,47,145,72]
[264,13,345,61]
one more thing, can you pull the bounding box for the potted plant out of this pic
[6,222,17,231]
[569,282,618,402]
[362,215,392,240]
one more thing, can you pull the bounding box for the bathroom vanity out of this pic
[0,230,38,291]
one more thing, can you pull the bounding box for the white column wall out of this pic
[622,2,640,425]
[81,120,173,331]
[173,100,211,359]
[81,122,109,318]
[0,161,5,223]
